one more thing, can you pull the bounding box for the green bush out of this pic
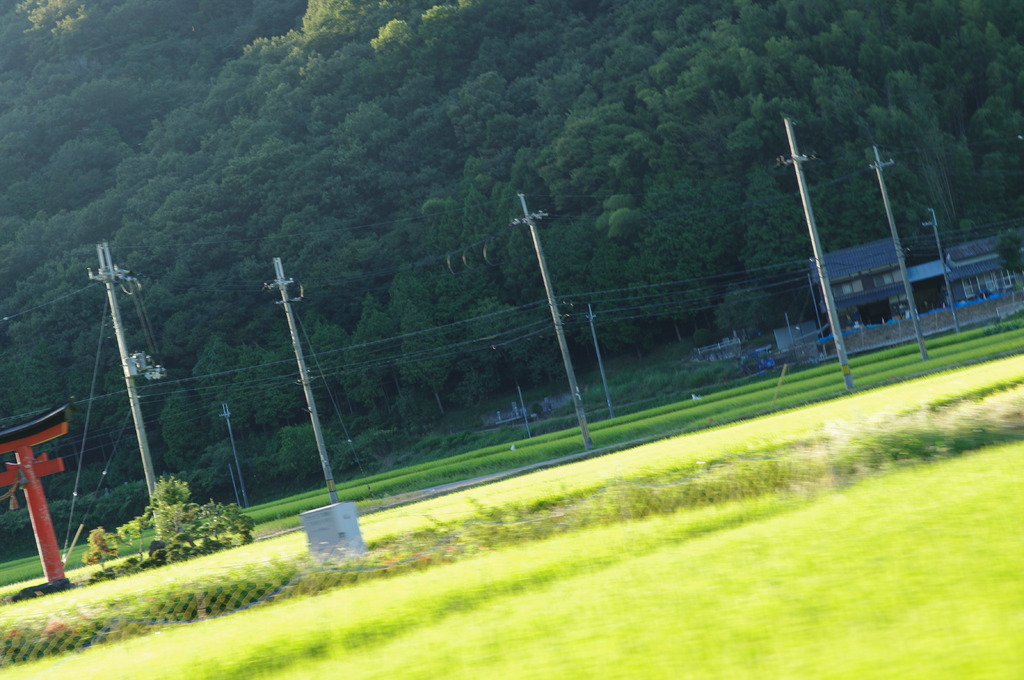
[85,477,255,584]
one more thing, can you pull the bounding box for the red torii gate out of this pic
[0,404,73,595]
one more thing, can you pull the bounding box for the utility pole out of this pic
[516,194,592,449]
[220,402,249,507]
[88,243,164,497]
[872,146,928,360]
[783,118,854,390]
[807,271,824,337]
[515,383,532,438]
[924,207,960,333]
[587,304,614,419]
[228,463,240,506]
[266,258,338,504]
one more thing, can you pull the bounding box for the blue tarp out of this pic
[816,294,1004,343]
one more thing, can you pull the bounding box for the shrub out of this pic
[86,477,254,584]
[82,526,118,566]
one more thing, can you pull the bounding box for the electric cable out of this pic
[126,279,161,358]
[70,410,136,534]
[62,299,109,553]
[0,284,101,323]
[295,313,370,493]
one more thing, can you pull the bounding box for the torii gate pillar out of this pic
[0,405,72,587]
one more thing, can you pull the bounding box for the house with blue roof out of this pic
[811,238,936,328]
[945,234,1022,302]
[810,231,1024,332]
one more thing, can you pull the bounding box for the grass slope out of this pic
[7,444,1021,679]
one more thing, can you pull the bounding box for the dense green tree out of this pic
[996,230,1024,277]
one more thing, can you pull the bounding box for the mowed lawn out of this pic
[9,441,1022,679]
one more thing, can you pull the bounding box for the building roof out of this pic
[946,235,998,262]
[821,238,898,280]
[907,260,946,282]
[948,260,1001,281]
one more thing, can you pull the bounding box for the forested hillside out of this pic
[2,0,1024,552]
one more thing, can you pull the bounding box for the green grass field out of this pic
[3,352,1024,677]
[6,444,1020,679]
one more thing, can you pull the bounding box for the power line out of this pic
[0,284,101,322]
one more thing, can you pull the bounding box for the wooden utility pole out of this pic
[268,258,338,504]
[872,146,928,360]
[517,194,592,449]
[783,119,854,390]
[88,243,164,497]
[587,304,614,419]
[925,207,960,333]
[220,402,249,507]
